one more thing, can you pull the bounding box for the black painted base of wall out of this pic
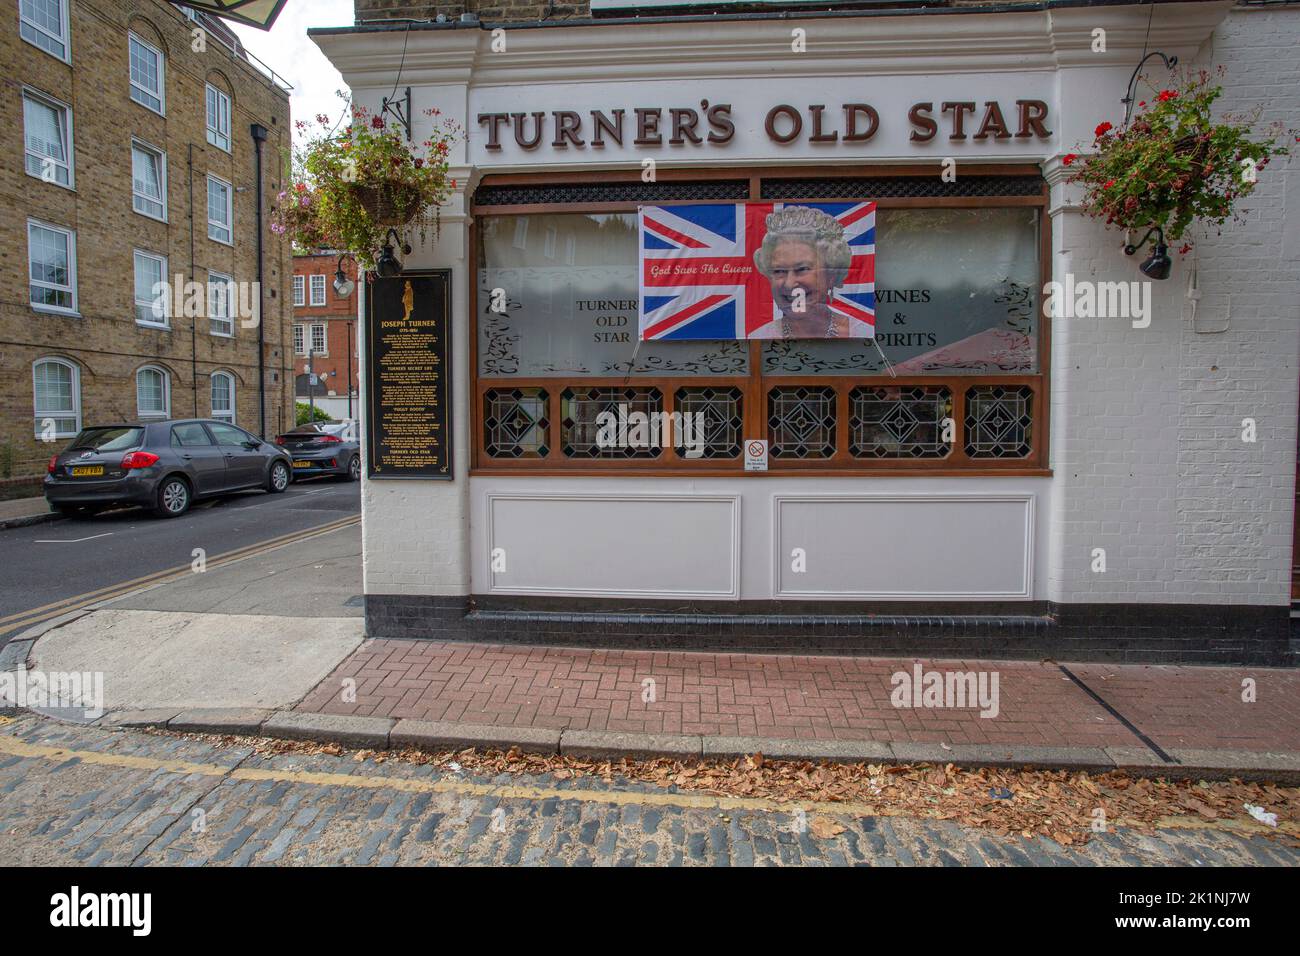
[363,594,1297,666]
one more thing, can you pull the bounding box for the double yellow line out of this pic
[0,514,360,640]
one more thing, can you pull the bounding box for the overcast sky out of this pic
[229,0,354,140]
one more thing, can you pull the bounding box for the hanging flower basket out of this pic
[1063,68,1295,255]
[272,95,462,270]
[349,181,424,225]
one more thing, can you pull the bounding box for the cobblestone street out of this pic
[1,715,1295,867]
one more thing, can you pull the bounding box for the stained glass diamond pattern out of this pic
[964,385,1033,458]
[484,388,549,459]
[851,386,951,459]
[673,387,743,459]
[768,387,836,459]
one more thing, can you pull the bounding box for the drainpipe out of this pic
[188,144,199,416]
[250,123,269,437]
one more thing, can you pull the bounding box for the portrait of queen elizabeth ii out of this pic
[752,206,858,339]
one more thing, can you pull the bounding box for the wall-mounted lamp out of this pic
[375,229,412,279]
[333,252,357,297]
[1124,226,1172,280]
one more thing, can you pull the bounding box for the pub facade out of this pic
[314,0,1300,664]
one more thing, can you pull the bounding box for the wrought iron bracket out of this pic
[381,86,412,142]
[1122,51,1178,126]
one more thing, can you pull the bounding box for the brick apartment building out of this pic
[292,251,360,422]
[0,0,294,482]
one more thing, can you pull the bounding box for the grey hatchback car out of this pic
[44,420,294,518]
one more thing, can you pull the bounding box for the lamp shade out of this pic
[375,244,403,279]
[1139,242,1173,281]
[169,0,289,30]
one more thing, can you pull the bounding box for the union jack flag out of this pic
[638,201,876,340]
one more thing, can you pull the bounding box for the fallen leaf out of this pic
[809,817,846,839]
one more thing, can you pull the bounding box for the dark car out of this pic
[275,421,361,481]
[44,420,294,519]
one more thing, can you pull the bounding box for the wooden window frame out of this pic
[469,165,1051,478]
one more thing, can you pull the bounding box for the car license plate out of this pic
[292,460,313,468]
[70,465,104,477]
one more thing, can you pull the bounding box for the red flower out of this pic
[1138,101,1146,108]
[1157,90,1177,102]
[1178,243,1192,255]
[450,179,457,189]
[1062,153,1078,167]
[1094,121,1113,137]
[371,116,385,129]
[295,183,307,193]
[1103,179,1115,189]
[413,158,424,168]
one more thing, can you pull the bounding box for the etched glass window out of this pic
[478,213,749,377]
[484,388,549,459]
[560,386,663,459]
[850,385,951,459]
[964,385,1033,458]
[762,207,1038,375]
[768,386,836,459]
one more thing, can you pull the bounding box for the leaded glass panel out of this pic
[850,386,952,459]
[767,387,836,459]
[673,387,743,459]
[560,386,663,459]
[484,388,550,459]
[964,385,1033,458]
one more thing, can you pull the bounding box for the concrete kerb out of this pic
[168,708,272,735]
[0,512,60,531]
[391,718,561,754]
[20,707,1299,785]
[261,711,394,748]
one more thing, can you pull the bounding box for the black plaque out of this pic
[364,270,453,480]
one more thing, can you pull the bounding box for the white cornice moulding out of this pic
[312,2,1232,86]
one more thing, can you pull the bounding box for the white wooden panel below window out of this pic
[773,495,1034,599]
[485,493,740,598]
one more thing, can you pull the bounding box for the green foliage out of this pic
[296,402,334,426]
[1065,69,1294,251]
[274,95,462,268]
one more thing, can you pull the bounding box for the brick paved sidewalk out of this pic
[294,640,1300,756]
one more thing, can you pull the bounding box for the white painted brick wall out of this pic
[350,8,1299,608]
[358,166,473,597]
[1048,7,1300,606]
